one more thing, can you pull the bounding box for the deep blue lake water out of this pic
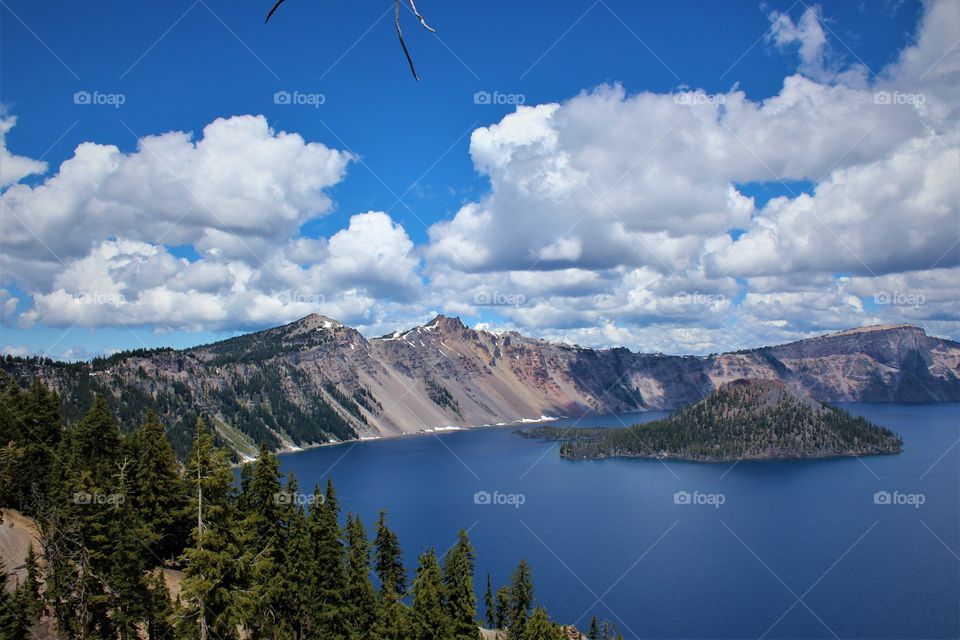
[274,404,960,639]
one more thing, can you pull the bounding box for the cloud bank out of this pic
[1,0,957,355]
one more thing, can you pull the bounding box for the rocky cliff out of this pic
[2,316,957,459]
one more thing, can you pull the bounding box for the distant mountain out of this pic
[2,316,956,459]
[528,378,903,461]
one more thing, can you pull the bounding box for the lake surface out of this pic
[275,404,960,639]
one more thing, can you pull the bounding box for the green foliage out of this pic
[443,529,479,639]
[411,548,452,640]
[0,558,28,640]
[425,376,462,417]
[495,585,511,630]
[131,411,190,563]
[539,381,903,461]
[484,574,495,629]
[521,607,559,640]
[275,472,314,639]
[375,510,406,597]
[508,560,534,640]
[371,582,410,640]
[144,572,175,639]
[0,375,63,511]
[178,416,241,640]
[0,377,576,640]
[343,513,378,638]
[309,479,348,639]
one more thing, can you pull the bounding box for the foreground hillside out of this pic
[2,316,957,458]
[528,379,903,462]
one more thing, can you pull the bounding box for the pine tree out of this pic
[483,574,495,629]
[54,395,125,638]
[374,510,406,596]
[131,411,189,563]
[495,586,510,631]
[178,416,239,640]
[588,615,599,640]
[443,529,479,640]
[309,479,348,639]
[371,510,409,640]
[7,378,63,511]
[343,513,378,638]
[19,544,42,622]
[371,583,410,640]
[508,560,534,640]
[105,454,150,640]
[236,442,285,635]
[275,472,314,639]
[410,548,452,640]
[144,571,175,639]
[520,607,556,640]
[0,558,27,640]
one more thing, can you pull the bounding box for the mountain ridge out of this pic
[2,316,957,459]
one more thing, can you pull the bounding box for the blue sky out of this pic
[1,0,957,358]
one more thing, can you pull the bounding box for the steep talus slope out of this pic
[2,317,957,458]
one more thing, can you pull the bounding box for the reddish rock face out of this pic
[3,317,958,457]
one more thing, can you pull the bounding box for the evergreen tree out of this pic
[53,395,125,638]
[483,574,495,629]
[131,411,189,563]
[5,378,63,511]
[374,510,406,596]
[520,607,556,640]
[178,416,239,640]
[236,442,285,635]
[0,558,27,640]
[308,479,347,639]
[410,548,452,640]
[371,583,410,640]
[144,571,175,640]
[443,529,479,640]
[105,455,150,639]
[508,560,534,640]
[19,544,42,623]
[588,615,599,640]
[343,513,378,638]
[275,472,314,640]
[495,586,510,630]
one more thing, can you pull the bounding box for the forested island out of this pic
[526,379,903,462]
[0,374,616,639]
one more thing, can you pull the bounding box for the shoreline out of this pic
[261,413,566,462]
[558,447,904,463]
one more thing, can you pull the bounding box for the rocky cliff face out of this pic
[2,316,957,458]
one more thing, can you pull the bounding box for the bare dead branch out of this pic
[264,0,287,23]
[264,0,437,80]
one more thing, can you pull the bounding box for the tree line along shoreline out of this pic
[0,373,622,639]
